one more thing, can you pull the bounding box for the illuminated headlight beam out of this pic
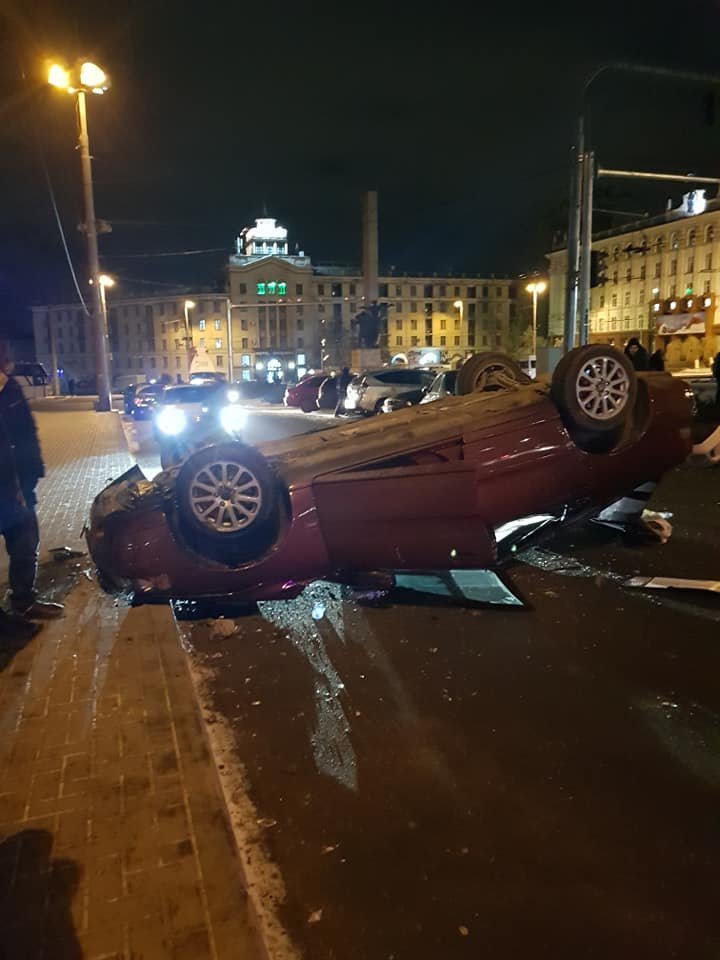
[220,404,247,434]
[156,407,188,436]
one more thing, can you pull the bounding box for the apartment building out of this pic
[548,190,720,369]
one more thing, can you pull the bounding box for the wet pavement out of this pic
[182,459,720,960]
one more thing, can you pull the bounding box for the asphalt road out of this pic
[180,452,720,959]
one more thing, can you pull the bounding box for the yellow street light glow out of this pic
[48,64,70,89]
[526,281,547,294]
[98,274,115,288]
[453,300,463,308]
[80,62,107,89]
[184,300,196,309]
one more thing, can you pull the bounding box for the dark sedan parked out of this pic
[87,345,695,603]
[130,383,165,419]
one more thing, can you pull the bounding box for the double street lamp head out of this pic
[48,61,109,95]
[526,281,547,295]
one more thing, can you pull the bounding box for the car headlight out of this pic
[220,404,247,434]
[156,407,188,436]
[226,388,240,403]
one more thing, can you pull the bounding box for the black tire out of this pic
[300,399,315,413]
[551,344,637,436]
[455,353,531,395]
[172,442,280,562]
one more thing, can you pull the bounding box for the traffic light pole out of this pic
[578,150,595,346]
[565,61,720,354]
[563,119,583,352]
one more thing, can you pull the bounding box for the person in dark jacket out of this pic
[624,337,650,371]
[713,351,720,406]
[0,345,63,620]
[649,348,665,371]
[334,366,352,417]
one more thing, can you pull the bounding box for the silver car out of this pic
[345,368,436,414]
[420,369,457,403]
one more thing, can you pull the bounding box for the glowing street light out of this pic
[48,60,112,410]
[97,274,115,330]
[48,64,70,89]
[526,280,547,360]
[79,62,108,91]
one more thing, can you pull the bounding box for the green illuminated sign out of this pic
[256,280,287,297]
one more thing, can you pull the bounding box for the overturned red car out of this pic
[86,345,693,602]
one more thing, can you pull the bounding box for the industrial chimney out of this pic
[362,191,379,304]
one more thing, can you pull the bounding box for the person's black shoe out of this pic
[13,601,65,621]
[0,609,41,641]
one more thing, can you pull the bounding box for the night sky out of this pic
[2,0,720,336]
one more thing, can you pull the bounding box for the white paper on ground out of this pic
[626,576,720,593]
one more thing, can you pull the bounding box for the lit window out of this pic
[267,281,277,295]
[214,319,221,330]
[198,319,206,331]
[215,338,222,349]
[278,282,287,296]
[653,303,660,313]
[257,282,266,296]
[669,300,677,310]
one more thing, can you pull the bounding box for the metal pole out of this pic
[564,116,584,352]
[226,299,234,381]
[183,302,192,381]
[48,316,60,396]
[579,150,595,346]
[531,289,538,360]
[596,168,720,184]
[77,89,111,412]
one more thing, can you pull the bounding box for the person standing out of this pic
[334,366,352,417]
[624,337,650,371]
[0,345,63,621]
[649,347,665,371]
[713,350,720,406]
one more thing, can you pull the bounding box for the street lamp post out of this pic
[48,61,111,411]
[97,274,114,336]
[525,281,546,360]
[183,300,195,381]
[453,299,464,349]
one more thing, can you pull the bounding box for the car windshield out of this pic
[138,385,163,397]
[161,385,222,404]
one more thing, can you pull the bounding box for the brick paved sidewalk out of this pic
[0,580,263,959]
[0,410,265,958]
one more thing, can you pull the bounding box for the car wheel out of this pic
[455,353,531,395]
[551,344,637,435]
[300,399,315,413]
[173,442,281,561]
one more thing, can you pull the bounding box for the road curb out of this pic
[175,614,300,960]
